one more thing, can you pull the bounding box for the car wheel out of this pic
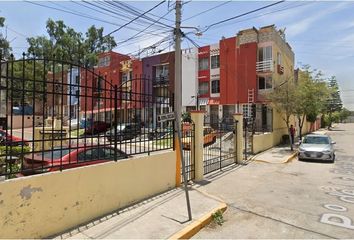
[331,154,335,163]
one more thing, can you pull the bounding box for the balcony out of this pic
[256,60,274,73]
[153,76,169,86]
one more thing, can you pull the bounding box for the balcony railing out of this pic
[153,76,169,86]
[256,60,274,72]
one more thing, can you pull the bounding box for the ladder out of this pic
[247,89,254,120]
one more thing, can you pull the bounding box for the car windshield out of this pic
[303,136,329,144]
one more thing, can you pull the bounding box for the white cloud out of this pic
[286,2,351,37]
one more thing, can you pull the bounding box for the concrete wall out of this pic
[0,151,176,238]
[8,115,43,129]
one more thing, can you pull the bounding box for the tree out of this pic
[293,66,329,140]
[267,77,297,150]
[27,19,117,67]
[0,16,12,59]
[325,76,342,129]
[339,107,351,123]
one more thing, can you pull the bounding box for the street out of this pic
[194,123,354,239]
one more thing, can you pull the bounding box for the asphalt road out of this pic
[194,123,354,239]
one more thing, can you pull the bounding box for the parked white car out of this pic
[298,134,335,163]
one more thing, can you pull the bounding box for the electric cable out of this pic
[105,0,168,37]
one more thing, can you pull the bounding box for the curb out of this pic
[254,150,298,164]
[169,202,227,239]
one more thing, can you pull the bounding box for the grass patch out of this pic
[70,129,85,137]
[154,137,173,147]
[211,210,224,226]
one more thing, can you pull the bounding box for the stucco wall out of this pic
[0,151,176,238]
[8,115,43,129]
[182,48,198,107]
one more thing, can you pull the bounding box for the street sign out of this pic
[157,112,175,122]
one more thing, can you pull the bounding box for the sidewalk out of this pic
[54,187,225,239]
[251,128,329,164]
[251,145,298,164]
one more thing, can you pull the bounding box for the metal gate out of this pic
[203,120,237,175]
[0,54,174,179]
[181,120,195,182]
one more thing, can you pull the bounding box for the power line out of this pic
[183,0,232,22]
[106,1,173,29]
[202,1,285,32]
[105,0,168,37]
[117,9,174,46]
[96,1,170,31]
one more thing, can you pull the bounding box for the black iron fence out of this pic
[203,120,237,175]
[181,120,195,182]
[0,54,174,179]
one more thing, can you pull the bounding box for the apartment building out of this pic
[193,25,294,131]
[79,51,130,122]
[142,51,175,128]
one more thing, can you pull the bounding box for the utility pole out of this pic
[174,0,192,221]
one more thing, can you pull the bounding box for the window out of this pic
[210,55,220,69]
[78,149,97,162]
[198,82,209,95]
[198,58,209,70]
[258,46,272,61]
[155,64,169,80]
[75,75,80,84]
[277,52,282,65]
[211,80,220,94]
[258,76,272,90]
[122,72,128,82]
[97,148,124,160]
[98,56,111,67]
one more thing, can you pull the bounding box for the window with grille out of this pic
[210,55,220,69]
[198,58,209,70]
[211,79,220,93]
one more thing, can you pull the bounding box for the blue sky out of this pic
[1,0,354,110]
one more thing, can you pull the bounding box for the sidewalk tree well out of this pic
[294,65,329,140]
[267,77,297,151]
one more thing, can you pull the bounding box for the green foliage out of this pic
[339,108,351,122]
[211,210,224,226]
[6,59,46,104]
[293,65,330,138]
[0,145,31,157]
[27,19,117,66]
[182,112,192,123]
[0,16,12,59]
[267,77,297,128]
[324,76,343,128]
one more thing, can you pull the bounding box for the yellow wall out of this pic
[0,151,176,238]
[253,111,316,153]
